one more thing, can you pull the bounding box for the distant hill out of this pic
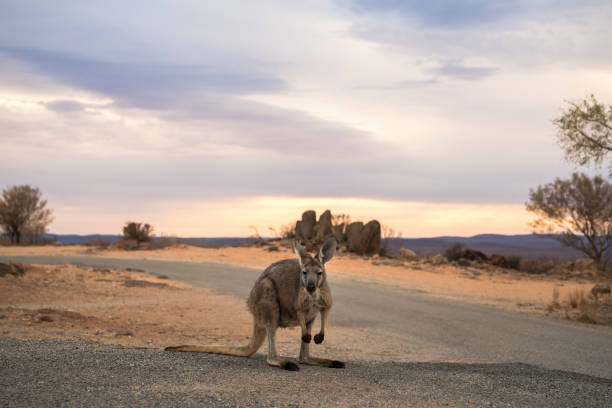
[44,234,252,247]
[45,234,123,245]
[387,234,583,260]
[45,233,583,260]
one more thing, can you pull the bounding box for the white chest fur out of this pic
[301,291,327,319]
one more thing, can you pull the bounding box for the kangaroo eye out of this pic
[317,271,322,276]
[302,271,307,275]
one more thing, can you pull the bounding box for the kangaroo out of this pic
[164,238,345,371]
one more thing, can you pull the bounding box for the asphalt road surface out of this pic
[2,254,612,406]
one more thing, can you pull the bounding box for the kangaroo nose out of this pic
[307,283,316,292]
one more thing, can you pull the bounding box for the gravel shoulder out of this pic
[2,337,611,407]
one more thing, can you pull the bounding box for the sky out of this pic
[1,0,612,237]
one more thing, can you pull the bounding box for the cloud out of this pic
[353,78,438,90]
[347,0,519,27]
[43,100,90,113]
[2,48,286,110]
[345,0,610,27]
[344,0,612,70]
[1,47,381,159]
[0,0,607,228]
[430,60,497,80]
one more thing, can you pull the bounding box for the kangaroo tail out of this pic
[164,324,266,357]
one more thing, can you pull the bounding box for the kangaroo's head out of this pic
[293,238,336,294]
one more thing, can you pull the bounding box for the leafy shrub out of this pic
[444,243,466,261]
[85,239,111,250]
[490,254,522,270]
[520,259,557,274]
[505,255,522,270]
[444,243,488,262]
[116,238,139,251]
[122,222,153,243]
[148,236,178,250]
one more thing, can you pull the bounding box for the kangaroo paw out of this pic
[314,333,324,344]
[330,360,345,368]
[301,334,311,343]
[283,361,300,371]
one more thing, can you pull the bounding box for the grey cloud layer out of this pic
[347,0,612,72]
[347,0,608,26]
[347,0,519,26]
[4,48,285,108]
[0,1,603,208]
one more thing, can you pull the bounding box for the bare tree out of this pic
[526,173,612,275]
[554,95,612,171]
[380,224,402,257]
[0,185,54,244]
[332,213,351,228]
[248,225,262,241]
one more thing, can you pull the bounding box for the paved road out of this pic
[3,254,612,381]
[2,338,610,407]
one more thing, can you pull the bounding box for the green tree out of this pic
[526,173,612,275]
[122,221,154,243]
[554,95,612,171]
[0,185,54,244]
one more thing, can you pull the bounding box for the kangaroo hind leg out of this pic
[253,277,298,371]
[299,320,344,368]
[265,325,299,371]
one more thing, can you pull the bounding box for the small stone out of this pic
[123,280,167,288]
[399,248,418,261]
[591,283,611,297]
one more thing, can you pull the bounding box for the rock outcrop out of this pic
[295,210,381,255]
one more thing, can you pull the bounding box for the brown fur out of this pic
[165,238,344,371]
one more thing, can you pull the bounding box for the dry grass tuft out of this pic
[547,287,560,311]
[568,288,586,309]
[546,286,612,325]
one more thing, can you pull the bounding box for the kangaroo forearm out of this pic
[319,308,330,333]
[297,310,311,342]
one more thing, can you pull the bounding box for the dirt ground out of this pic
[1,244,610,356]
[0,262,427,363]
[1,243,606,315]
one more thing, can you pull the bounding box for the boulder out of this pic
[345,220,381,255]
[0,262,25,278]
[290,210,381,256]
[296,210,316,241]
[399,248,418,261]
[361,220,381,255]
[431,254,446,265]
[314,210,333,242]
[345,222,364,253]
[332,223,345,243]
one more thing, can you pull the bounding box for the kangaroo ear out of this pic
[293,241,309,267]
[317,238,337,264]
